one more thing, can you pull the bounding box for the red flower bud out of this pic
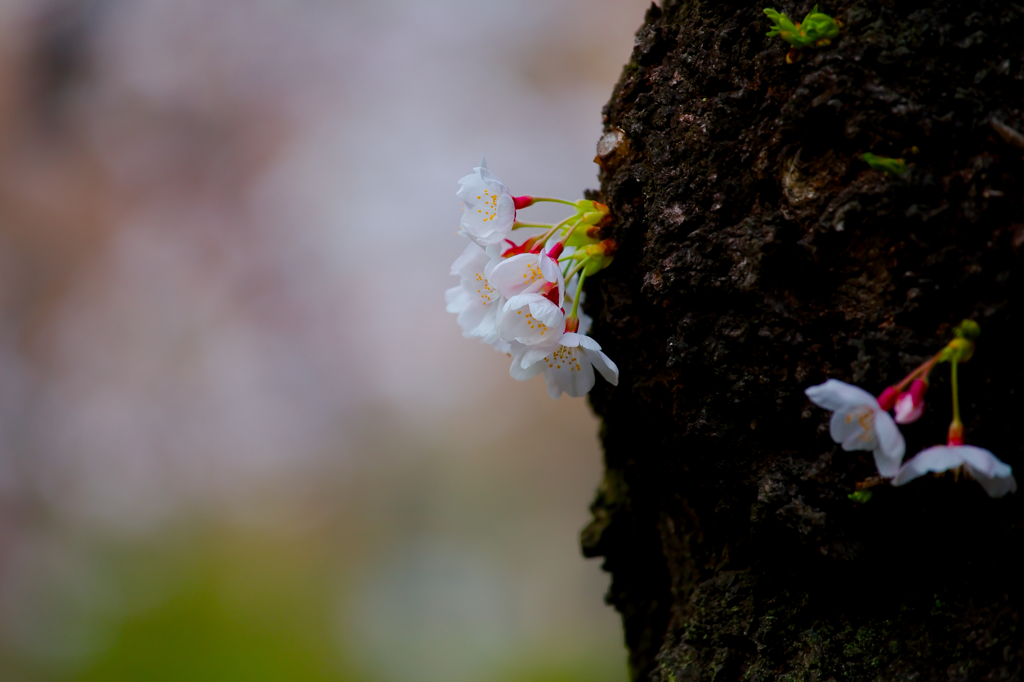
[876,386,898,411]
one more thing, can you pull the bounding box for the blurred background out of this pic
[0,0,651,680]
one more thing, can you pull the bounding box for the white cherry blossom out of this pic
[891,445,1017,498]
[457,165,516,248]
[445,242,503,345]
[489,251,564,303]
[498,293,564,346]
[805,379,905,477]
[510,333,618,399]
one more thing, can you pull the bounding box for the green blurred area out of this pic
[72,531,345,682]
[1,522,625,682]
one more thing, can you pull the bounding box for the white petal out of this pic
[456,173,483,198]
[503,292,538,312]
[871,410,905,476]
[545,378,564,399]
[559,333,583,348]
[450,241,487,277]
[958,445,1010,478]
[458,190,515,247]
[489,254,532,298]
[577,335,602,351]
[445,285,471,313]
[960,446,1017,498]
[527,298,564,329]
[484,242,506,261]
[494,195,516,227]
[510,354,545,381]
[456,300,488,338]
[973,470,1018,498]
[891,446,967,487]
[477,166,507,190]
[805,379,878,411]
[459,216,505,247]
[893,445,1017,496]
[540,253,562,283]
[495,303,519,342]
[498,294,561,345]
[544,347,594,399]
[584,347,619,386]
[466,303,499,340]
[520,340,561,368]
[565,353,596,397]
[829,408,876,452]
[457,219,494,246]
[538,254,565,303]
[456,165,506,197]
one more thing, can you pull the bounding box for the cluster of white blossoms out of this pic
[805,320,1016,499]
[446,161,619,399]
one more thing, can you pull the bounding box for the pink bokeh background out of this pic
[0,1,652,679]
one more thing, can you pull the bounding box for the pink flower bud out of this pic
[876,386,898,411]
[894,379,928,424]
[513,195,534,210]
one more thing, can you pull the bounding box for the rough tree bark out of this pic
[580,1,1024,680]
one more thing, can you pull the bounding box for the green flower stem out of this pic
[892,353,942,393]
[512,221,552,230]
[529,197,578,207]
[564,258,590,283]
[557,218,582,246]
[533,214,578,250]
[950,355,961,428]
[570,272,587,320]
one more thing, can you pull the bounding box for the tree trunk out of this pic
[581,1,1024,680]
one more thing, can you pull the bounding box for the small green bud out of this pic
[577,241,618,276]
[954,319,981,340]
[565,202,609,246]
[564,228,601,248]
[764,5,841,49]
[861,153,908,175]
[573,199,608,215]
[946,337,975,364]
[582,257,611,277]
[848,490,873,504]
[801,5,841,43]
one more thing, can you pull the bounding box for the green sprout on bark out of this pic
[848,490,874,504]
[861,153,908,175]
[763,5,842,62]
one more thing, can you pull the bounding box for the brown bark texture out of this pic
[580,1,1024,680]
